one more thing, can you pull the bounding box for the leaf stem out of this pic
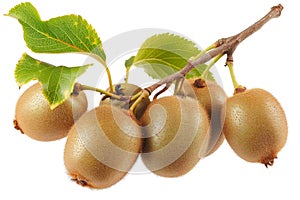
[92,55,115,92]
[124,67,130,88]
[200,53,224,80]
[103,63,114,92]
[190,42,218,61]
[80,84,120,99]
[205,42,219,52]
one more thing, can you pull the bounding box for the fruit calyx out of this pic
[70,173,91,188]
[193,78,207,88]
[234,86,247,94]
[13,119,24,134]
[72,82,82,96]
[261,156,277,168]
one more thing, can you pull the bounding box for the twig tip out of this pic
[272,4,284,17]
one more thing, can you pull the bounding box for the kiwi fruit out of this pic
[100,83,150,119]
[180,78,227,156]
[141,96,210,177]
[14,83,88,141]
[64,105,141,189]
[223,88,288,166]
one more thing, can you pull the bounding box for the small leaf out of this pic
[125,56,135,69]
[132,33,214,80]
[15,53,91,109]
[7,2,106,64]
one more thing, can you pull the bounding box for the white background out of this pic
[1,0,299,199]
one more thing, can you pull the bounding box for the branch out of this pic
[77,4,284,113]
[145,4,283,95]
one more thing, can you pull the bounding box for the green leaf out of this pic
[15,53,91,109]
[7,2,106,64]
[132,33,214,80]
[125,56,135,69]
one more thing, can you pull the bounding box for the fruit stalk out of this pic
[78,84,127,101]
[226,61,240,89]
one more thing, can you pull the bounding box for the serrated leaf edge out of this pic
[7,2,106,63]
[15,53,92,109]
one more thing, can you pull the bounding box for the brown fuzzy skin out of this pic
[100,83,151,119]
[181,79,227,156]
[64,105,141,189]
[223,88,288,166]
[15,83,87,141]
[141,96,210,177]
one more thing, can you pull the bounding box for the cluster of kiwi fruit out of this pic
[14,77,288,189]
